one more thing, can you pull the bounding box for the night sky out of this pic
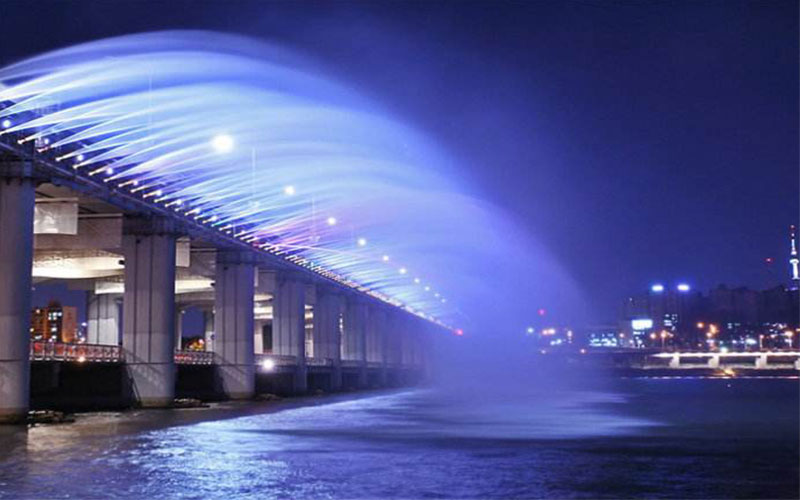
[3,0,797,324]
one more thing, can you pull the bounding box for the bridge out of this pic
[648,351,800,370]
[0,34,454,423]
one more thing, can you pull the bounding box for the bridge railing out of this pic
[174,350,215,365]
[29,341,122,363]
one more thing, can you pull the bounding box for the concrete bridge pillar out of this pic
[314,288,342,391]
[707,355,720,369]
[367,307,387,386]
[387,312,403,366]
[0,159,35,424]
[213,251,256,399]
[121,216,178,408]
[669,354,680,368]
[401,319,416,367]
[273,274,307,393]
[384,312,403,385]
[203,308,214,351]
[755,354,768,369]
[174,305,185,350]
[86,293,121,345]
[342,298,368,388]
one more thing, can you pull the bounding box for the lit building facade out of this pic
[30,300,78,343]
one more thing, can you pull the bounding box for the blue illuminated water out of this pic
[0,378,797,499]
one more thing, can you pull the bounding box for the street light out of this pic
[660,330,669,351]
[210,134,234,153]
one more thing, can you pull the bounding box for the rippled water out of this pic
[0,378,797,499]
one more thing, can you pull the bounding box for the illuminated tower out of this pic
[790,225,800,289]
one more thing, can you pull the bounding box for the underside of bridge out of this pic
[0,167,435,423]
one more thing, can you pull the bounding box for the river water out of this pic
[0,377,797,499]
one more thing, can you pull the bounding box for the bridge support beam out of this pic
[707,355,720,369]
[213,251,255,399]
[122,217,178,408]
[273,275,307,393]
[87,293,121,345]
[0,160,35,424]
[313,289,342,391]
[343,298,368,388]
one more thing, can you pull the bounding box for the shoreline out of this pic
[0,388,416,440]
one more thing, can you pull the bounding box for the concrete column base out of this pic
[127,362,176,407]
[0,410,28,424]
[357,365,368,388]
[218,364,255,399]
[330,366,343,391]
[294,366,308,394]
[138,397,176,409]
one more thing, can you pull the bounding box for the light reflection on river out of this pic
[0,378,797,499]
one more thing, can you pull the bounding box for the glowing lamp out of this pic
[260,358,276,372]
[283,185,295,196]
[677,283,691,292]
[211,134,234,153]
[326,216,337,226]
[1,119,11,129]
[651,284,664,293]
[382,255,390,262]
[357,237,367,247]
[399,267,407,274]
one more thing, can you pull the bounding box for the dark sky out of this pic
[3,0,798,323]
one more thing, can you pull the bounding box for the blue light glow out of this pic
[0,31,511,324]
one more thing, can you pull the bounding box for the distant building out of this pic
[585,324,622,348]
[614,282,798,350]
[619,283,702,348]
[30,300,78,343]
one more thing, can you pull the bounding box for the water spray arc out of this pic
[0,31,481,326]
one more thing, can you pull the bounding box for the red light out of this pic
[537,308,546,316]
[765,257,773,264]
[455,329,464,336]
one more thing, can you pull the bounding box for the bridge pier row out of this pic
[273,275,307,394]
[86,293,122,345]
[0,160,35,424]
[121,217,178,408]
[313,289,342,391]
[213,251,256,399]
[367,307,388,387]
[343,298,368,389]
